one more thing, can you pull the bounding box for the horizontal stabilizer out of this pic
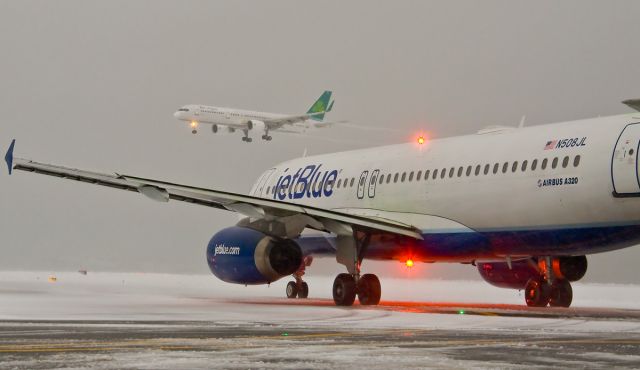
[5,139,15,175]
[622,99,640,112]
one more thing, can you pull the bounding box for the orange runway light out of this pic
[405,259,414,268]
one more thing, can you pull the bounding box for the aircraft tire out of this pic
[549,279,573,308]
[525,278,551,307]
[298,282,309,299]
[333,273,356,306]
[357,274,381,305]
[286,281,298,299]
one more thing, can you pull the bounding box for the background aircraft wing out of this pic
[7,149,422,240]
[262,112,327,130]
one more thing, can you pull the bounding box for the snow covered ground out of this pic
[1,271,639,329]
[0,271,639,369]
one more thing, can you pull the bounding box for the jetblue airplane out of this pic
[6,99,640,308]
[173,91,334,142]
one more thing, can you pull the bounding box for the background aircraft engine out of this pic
[477,260,539,289]
[206,226,302,285]
[211,124,218,133]
[247,120,266,132]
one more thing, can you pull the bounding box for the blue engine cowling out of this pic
[206,226,303,285]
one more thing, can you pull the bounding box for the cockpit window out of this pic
[177,108,189,112]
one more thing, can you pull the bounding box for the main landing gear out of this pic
[524,257,574,308]
[285,256,312,299]
[241,129,253,143]
[332,230,381,306]
[261,134,273,141]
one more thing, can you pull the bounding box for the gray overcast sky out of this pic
[1,1,639,282]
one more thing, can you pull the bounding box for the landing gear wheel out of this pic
[298,282,309,299]
[333,273,356,306]
[261,134,272,141]
[286,281,298,299]
[525,278,551,307]
[357,274,381,305]
[549,279,573,308]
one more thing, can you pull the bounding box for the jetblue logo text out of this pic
[214,244,240,256]
[273,164,338,200]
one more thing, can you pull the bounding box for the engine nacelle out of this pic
[478,255,588,290]
[247,120,266,132]
[477,260,539,290]
[211,124,218,133]
[206,226,302,285]
[547,256,588,282]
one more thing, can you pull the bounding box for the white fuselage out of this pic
[174,104,310,133]
[248,113,640,259]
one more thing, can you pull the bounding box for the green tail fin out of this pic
[306,91,333,121]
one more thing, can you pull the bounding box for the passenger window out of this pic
[441,168,446,179]
[457,167,463,177]
[483,164,490,175]
[432,169,438,179]
[466,166,472,176]
[337,179,342,188]
[386,174,391,184]
[475,165,481,176]
[417,170,422,180]
[350,178,355,187]
[531,159,538,171]
[425,170,430,180]
[542,158,548,170]
[574,155,581,167]
[266,186,270,194]
[409,171,414,181]
[502,162,508,173]
[379,175,384,185]
[552,157,558,169]
[394,173,399,183]
[521,160,528,172]
[449,167,455,178]
[401,172,406,182]
[562,156,569,168]
[493,163,499,174]
[512,161,518,172]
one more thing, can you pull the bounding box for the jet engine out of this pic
[477,260,539,289]
[206,226,302,285]
[247,120,266,132]
[478,256,588,290]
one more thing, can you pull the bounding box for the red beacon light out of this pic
[417,136,425,145]
[405,259,414,268]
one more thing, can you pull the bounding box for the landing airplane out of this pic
[174,91,334,142]
[6,99,640,308]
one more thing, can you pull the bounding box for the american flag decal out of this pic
[544,140,558,150]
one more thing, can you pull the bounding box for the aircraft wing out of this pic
[263,112,328,130]
[5,143,422,240]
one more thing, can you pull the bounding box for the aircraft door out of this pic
[357,171,369,199]
[612,123,640,196]
[368,169,380,198]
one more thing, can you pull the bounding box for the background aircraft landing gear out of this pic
[261,134,272,141]
[241,130,252,143]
